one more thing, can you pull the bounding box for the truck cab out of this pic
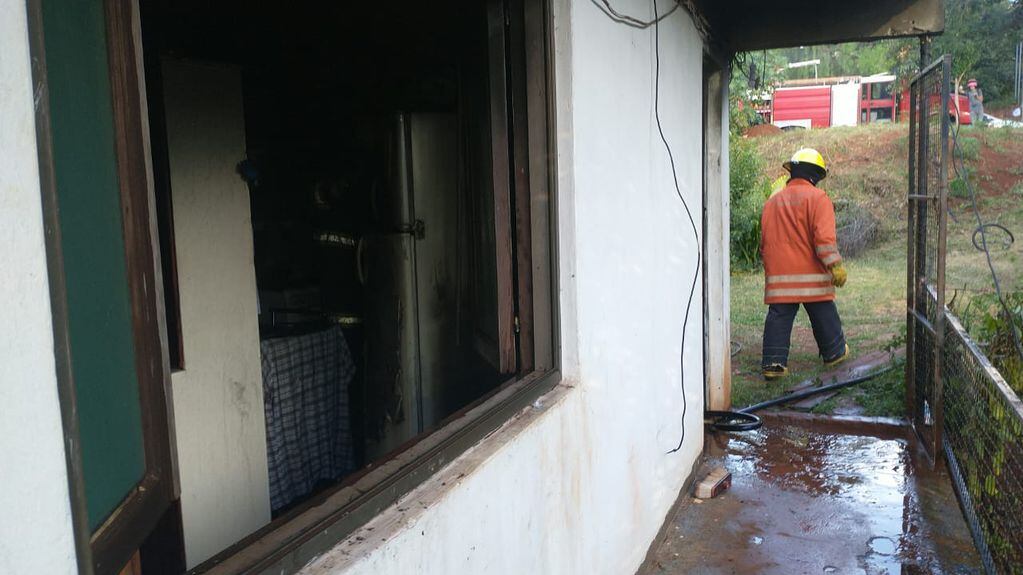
[860,75,897,123]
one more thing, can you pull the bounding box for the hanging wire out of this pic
[588,0,679,29]
[950,107,1023,364]
[651,0,702,454]
[588,0,700,454]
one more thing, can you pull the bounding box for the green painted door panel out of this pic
[42,0,147,531]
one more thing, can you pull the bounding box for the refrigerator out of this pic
[361,112,459,459]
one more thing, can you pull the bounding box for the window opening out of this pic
[871,81,893,100]
[134,0,543,569]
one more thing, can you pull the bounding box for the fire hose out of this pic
[705,366,894,432]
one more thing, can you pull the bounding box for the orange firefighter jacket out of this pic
[760,178,842,304]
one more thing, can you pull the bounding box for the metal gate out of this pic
[907,54,1023,573]
[905,55,950,464]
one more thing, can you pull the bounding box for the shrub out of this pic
[955,291,1023,393]
[729,93,760,135]
[730,137,770,268]
[833,198,879,258]
[950,166,976,199]
[950,177,970,199]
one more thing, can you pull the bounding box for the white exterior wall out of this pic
[0,1,717,572]
[304,1,707,573]
[0,2,78,573]
[162,60,272,568]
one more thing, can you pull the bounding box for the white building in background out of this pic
[0,0,941,574]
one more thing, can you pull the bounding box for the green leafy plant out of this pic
[950,165,977,199]
[729,137,770,269]
[958,136,981,162]
[955,291,1023,393]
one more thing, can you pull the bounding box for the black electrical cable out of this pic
[589,0,679,29]
[588,0,707,452]
[704,410,762,432]
[760,50,767,91]
[950,107,1023,364]
[732,52,756,89]
[650,0,702,454]
[972,223,1014,252]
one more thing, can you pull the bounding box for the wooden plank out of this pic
[487,0,518,374]
[703,60,729,411]
[508,0,534,373]
[523,0,555,371]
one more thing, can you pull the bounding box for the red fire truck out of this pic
[766,74,973,129]
[770,74,898,129]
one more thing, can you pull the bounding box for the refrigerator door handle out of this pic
[356,237,367,285]
[398,219,425,240]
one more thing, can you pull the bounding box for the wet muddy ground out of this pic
[640,424,981,575]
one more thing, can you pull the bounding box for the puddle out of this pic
[868,536,897,555]
[652,425,983,575]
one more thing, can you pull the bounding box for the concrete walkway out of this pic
[640,420,980,575]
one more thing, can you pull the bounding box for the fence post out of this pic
[932,54,952,465]
[905,77,917,420]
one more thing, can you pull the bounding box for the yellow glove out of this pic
[830,264,847,288]
[769,175,787,198]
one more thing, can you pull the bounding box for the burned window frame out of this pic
[35,0,560,572]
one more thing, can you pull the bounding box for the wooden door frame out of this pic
[702,50,731,411]
[27,0,178,572]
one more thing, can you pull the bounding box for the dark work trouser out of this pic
[761,301,846,367]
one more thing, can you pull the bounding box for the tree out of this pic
[933,0,1022,105]
[735,1,1023,106]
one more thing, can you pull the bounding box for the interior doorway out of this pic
[726,40,918,416]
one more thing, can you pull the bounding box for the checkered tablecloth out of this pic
[261,325,356,512]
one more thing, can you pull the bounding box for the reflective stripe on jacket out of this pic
[760,178,841,304]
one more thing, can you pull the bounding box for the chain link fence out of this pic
[943,312,1023,573]
[907,55,1023,574]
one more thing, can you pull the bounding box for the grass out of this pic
[730,238,906,410]
[945,194,1023,295]
[810,359,905,417]
[730,123,1023,416]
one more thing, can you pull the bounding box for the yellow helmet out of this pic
[782,148,827,178]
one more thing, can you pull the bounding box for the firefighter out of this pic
[760,148,849,380]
